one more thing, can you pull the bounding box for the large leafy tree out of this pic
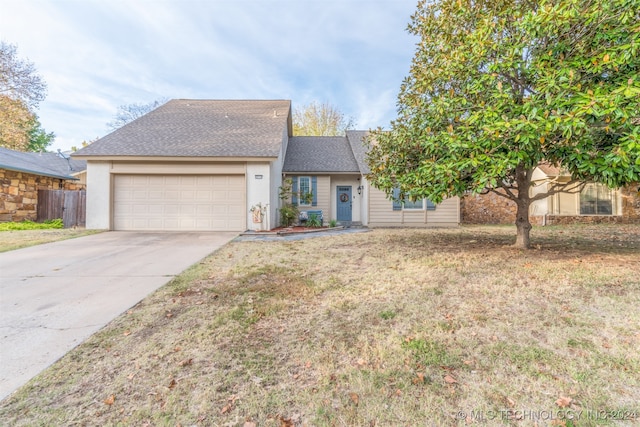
[0,41,52,151]
[367,0,640,249]
[293,101,355,136]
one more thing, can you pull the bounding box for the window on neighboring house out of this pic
[392,188,436,211]
[580,183,613,215]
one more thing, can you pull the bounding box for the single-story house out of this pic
[461,164,640,225]
[0,147,86,222]
[73,99,460,231]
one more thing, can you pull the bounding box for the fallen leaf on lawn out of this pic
[413,372,425,384]
[178,358,193,367]
[127,373,136,380]
[305,361,312,369]
[349,392,359,406]
[279,416,294,427]
[104,395,115,405]
[220,404,232,414]
[174,346,182,352]
[602,341,612,349]
[167,378,177,389]
[356,358,366,366]
[243,422,257,427]
[123,330,131,336]
[555,396,572,408]
[444,375,458,384]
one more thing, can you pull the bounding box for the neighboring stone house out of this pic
[0,147,86,222]
[461,164,640,225]
[73,99,460,231]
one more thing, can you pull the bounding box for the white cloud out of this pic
[1,0,417,151]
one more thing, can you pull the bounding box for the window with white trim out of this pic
[392,188,436,211]
[298,176,312,206]
[580,183,613,215]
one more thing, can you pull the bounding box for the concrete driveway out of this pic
[0,231,236,401]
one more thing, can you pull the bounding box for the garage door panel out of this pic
[114,175,245,231]
[180,190,195,199]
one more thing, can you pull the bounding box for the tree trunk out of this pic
[513,165,533,250]
[514,199,532,249]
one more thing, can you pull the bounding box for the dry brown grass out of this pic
[0,228,101,252]
[1,224,639,426]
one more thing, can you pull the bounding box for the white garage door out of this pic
[114,175,245,231]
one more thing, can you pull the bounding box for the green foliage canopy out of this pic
[367,0,640,205]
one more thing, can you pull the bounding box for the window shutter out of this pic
[392,188,402,211]
[292,177,299,206]
[311,176,318,206]
[426,199,436,210]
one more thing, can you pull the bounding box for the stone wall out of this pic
[461,184,640,225]
[620,185,640,222]
[460,190,516,224]
[0,169,86,222]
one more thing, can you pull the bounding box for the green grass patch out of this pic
[0,219,63,231]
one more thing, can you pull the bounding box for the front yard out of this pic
[0,225,638,426]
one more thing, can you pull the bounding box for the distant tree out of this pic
[0,96,32,150]
[293,101,355,136]
[0,41,47,110]
[367,0,640,249]
[106,98,168,131]
[0,42,49,151]
[71,139,96,152]
[26,116,55,152]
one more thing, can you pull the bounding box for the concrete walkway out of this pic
[0,231,236,401]
[235,226,369,241]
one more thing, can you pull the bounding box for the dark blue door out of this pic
[336,186,352,221]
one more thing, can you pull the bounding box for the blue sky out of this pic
[1,0,418,152]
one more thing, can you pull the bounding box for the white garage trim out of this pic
[113,174,246,231]
[110,161,246,174]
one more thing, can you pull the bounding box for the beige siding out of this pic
[367,185,459,227]
[315,176,331,221]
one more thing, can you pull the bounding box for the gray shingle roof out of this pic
[283,136,360,173]
[0,147,86,180]
[345,130,371,174]
[73,99,291,158]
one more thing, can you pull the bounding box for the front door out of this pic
[336,186,352,222]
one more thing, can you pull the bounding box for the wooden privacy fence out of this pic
[37,190,86,228]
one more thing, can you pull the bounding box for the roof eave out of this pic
[282,170,362,175]
[0,164,77,181]
[72,155,279,162]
